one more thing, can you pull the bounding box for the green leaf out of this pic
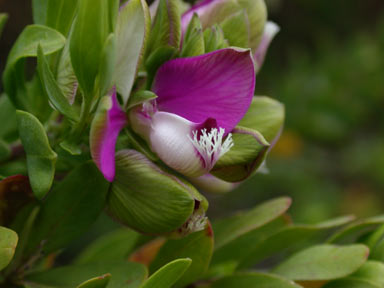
[213,197,291,250]
[0,175,34,227]
[75,229,140,265]
[5,205,39,275]
[57,27,78,105]
[146,0,181,57]
[239,96,285,143]
[273,244,369,281]
[115,0,150,104]
[77,274,111,288]
[181,14,205,57]
[98,33,117,97]
[0,95,17,141]
[32,0,48,24]
[141,258,191,288]
[70,0,110,96]
[328,215,384,244]
[0,13,8,38]
[238,215,355,269]
[3,25,66,111]
[0,226,18,271]
[206,272,302,288]
[107,150,196,234]
[350,261,384,287]
[127,90,157,110]
[220,10,250,47]
[37,45,79,122]
[0,139,11,162]
[25,161,109,255]
[212,126,269,182]
[26,261,147,288]
[46,0,77,35]
[16,110,57,199]
[323,279,380,288]
[150,224,214,287]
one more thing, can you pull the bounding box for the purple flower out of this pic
[91,47,255,181]
[130,47,255,177]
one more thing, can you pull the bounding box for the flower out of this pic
[91,47,255,181]
[130,47,256,177]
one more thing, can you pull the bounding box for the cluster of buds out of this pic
[3,0,284,236]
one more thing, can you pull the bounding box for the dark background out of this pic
[1,0,384,224]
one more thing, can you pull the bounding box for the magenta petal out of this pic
[152,48,255,133]
[181,0,215,32]
[90,89,127,182]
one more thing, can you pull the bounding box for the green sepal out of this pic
[181,13,205,57]
[16,110,57,200]
[212,126,269,182]
[145,0,181,58]
[115,0,151,104]
[107,150,205,235]
[203,25,228,53]
[237,0,267,50]
[127,90,157,110]
[3,25,66,111]
[37,45,79,122]
[220,10,250,48]
[239,96,285,143]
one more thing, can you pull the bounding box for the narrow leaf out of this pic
[70,0,110,96]
[37,45,79,122]
[141,258,191,288]
[3,25,66,110]
[115,0,150,103]
[273,244,369,281]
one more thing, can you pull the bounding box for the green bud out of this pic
[181,14,205,57]
[203,25,228,53]
[237,0,267,50]
[211,126,269,182]
[107,150,208,235]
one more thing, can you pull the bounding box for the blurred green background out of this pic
[1,0,384,224]
[208,0,384,223]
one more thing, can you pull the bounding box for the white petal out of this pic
[150,112,205,177]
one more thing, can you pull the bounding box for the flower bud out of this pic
[107,149,208,235]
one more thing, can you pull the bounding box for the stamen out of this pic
[188,127,234,169]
